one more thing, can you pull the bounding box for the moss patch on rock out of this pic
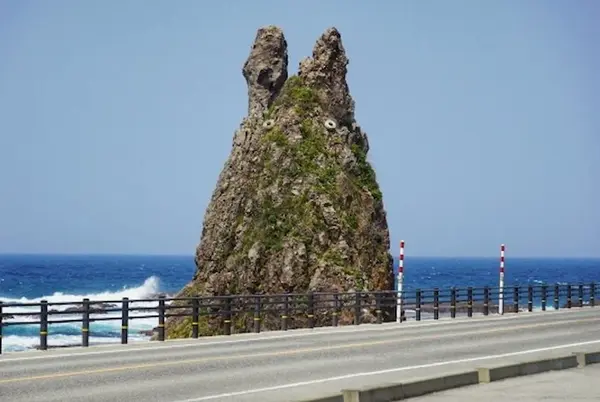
[269,75,321,117]
[350,144,383,202]
[234,76,382,277]
[262,126,288,147]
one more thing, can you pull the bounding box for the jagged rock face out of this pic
[167,26,394,338]
[242,26,288,119]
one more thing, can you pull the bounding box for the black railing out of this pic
[0,282,596,354]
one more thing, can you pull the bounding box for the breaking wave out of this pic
[1,276,163,352]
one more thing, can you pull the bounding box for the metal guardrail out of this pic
[0,282,596,354]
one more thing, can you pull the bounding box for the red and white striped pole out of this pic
[397,240,405,323]
[499,244,505,315]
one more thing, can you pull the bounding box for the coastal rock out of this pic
[48,303,116,315]
[242,26,288,119]
[298,27,355,127]
[138,328,158,337]
[165,26,394,338]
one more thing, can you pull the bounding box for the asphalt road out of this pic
[1,308,599,402]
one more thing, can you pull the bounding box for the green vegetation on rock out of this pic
[350,144,383,202]
[249,123,335,254]
[270,75,382,203]
[244,75,382,263]
[165,313,223,339]
[262,126,288,146]
[269,75,320,117]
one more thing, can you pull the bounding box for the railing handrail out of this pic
[0,281,597,354]
[1,281,596,308]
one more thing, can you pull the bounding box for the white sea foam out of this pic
[1,276,161,309]
[1,276,163,352]
[1,334,149,352]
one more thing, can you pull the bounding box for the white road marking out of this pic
[174,339,600,401]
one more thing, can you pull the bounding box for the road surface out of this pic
[0,308,599,402]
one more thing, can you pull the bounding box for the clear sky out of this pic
[0,1,598,258]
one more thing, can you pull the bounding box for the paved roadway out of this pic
[0,308,599,402]
[410,363,600,401]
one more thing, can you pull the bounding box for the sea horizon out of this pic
[2,252,599,260]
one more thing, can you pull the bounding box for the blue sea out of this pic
[1,254,598,353]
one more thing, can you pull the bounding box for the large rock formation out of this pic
[166,26,394,338]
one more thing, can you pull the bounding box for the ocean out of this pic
[1,254,598,353]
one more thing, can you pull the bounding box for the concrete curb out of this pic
[342,371,480,402]
[301,350,600,402]
[577,350,600,366]
[476,355,578,383]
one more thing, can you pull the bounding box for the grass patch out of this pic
[343,212,358,230]
[248,118,374,257]
[323,248,345,266]
[166,314,222,339]
[270,75,320,117]
[263,126,288,146]
[230,77,382,288]
[350,144,382,202]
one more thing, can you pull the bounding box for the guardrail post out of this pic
[450,287,456,319]
[567,285,572,309]
[281,294,289,331]
[254,296,261,333]
[415,289,421,321]
[483,286,489,316]
[578,284,584,308]
[192,297,199,338]
[375,293,382,324]
[591,283,596,307]
[224,297,232,335]
[541,285,547,311]
[121,297,129,344]
[554,284,560,310]
[158,295,165,341]
[354,292,361,325]
[82,298,90,347]
[467,287,473,317]
[307,292,315,329]
[0,301,3,354]
[332,292,339,327]
[527,285,533,312]
[433,288,439,320]
[40,300,48,350]
[513,286,519,313]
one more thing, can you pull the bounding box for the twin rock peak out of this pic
[166,26,395,338]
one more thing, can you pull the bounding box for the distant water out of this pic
[1,254,598,353]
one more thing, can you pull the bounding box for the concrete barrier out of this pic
[298,395,342,402]
[574,350,600,367]
[338,371,479,402]
[302,350,600,402]
[477,355,578,383]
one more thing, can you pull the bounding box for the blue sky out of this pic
[0,1,598,257]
